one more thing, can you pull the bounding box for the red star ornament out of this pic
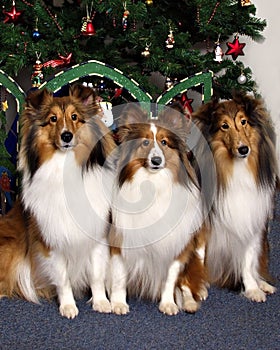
[180,92,193,118]
[3,0,23,24]
[225,36,246,61]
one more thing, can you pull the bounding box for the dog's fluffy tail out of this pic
[0,200,39,302]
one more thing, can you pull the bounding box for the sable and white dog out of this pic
[108,104,208,315]
[0,84,116,318]
[191,92,278,302]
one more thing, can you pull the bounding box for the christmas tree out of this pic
[0,0,266,99]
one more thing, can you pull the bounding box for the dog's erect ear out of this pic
[158,104,188,131]
[69,83,96,106]
[233,91,276,143]
[192,97,219,124]
[232,91,259,116]
[25,88,53,110]
[233,91,273,127]
[118,103,149,127]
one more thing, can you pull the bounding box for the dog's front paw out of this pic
[93,299,112,313]
[111,302,129,315]
[244,288,267,302]
[259,281,276,295]
[59,303,79,319]
[182,297,200,314]
[159,302,179,316]
[197,285,208,301]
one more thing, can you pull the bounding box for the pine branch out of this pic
[0,0,267,98]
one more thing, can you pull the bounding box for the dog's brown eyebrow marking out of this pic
[40,121,50,127]
[55,102,66,112]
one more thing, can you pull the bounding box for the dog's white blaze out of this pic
[61,116,67,134]
[150,123,157,139]
[150,123,161,153]
[149,123,165,168]
[150,123,156,134]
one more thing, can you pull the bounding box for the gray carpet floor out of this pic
[0,194,279,350]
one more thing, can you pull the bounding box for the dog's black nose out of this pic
[238,145,249,156]
[151,156,162,166]
[61,131,73,143]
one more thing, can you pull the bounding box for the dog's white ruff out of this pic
[207,159,275,300]
[21,151,113,316]
[111,167,204,303]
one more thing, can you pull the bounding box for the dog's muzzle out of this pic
[237,145,250,158]
[148,149,165,170]
[61,131,74,149]
[151,156,162,166]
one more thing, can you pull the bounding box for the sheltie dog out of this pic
[0,84,116,318]
[190,92,278,302]
[108,103,208,315]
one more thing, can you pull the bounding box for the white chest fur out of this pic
[22,151,112,250]
[112,167,203,297]
[113,168,202,249]
[214,159,274,238]
[207,159,275,283]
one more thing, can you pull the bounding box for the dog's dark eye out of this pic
[71,114,78,121]
[241,119,247,126]
[161,139,167,146]
[221,123,229,130]
[142,139,150,147]
[50,116,57,123]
